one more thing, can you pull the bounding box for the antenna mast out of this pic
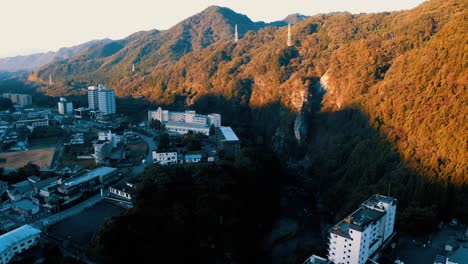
[234,24,239,43]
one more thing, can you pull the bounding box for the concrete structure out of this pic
[93,131,124,165]
[148,108,221,136]
[57,97,73,115]
[109,181,137,202]
[88,85,116,116]
[0,225,41,264]
[74,107,91,119]
[32,177,58,197]
[152,150,178,165]
[15,116,49,129]
[2,93,32,107]
[216,126,240,158]
[328,194,397,264]
[57,167,118,199]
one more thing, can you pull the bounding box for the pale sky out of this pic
[0,0,426,58]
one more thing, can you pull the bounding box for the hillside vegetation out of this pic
[28,0,467,230]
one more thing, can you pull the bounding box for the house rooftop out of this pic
[27,176,41,183]
[219,126,239,141]
[165,121,210,130]
[62,167,117,188]
[0,225,41,253]
[14,199,38,211]
[330,194,396,236]
[33,177,58,190]
[111,181,137,196]
[185,153,202,159]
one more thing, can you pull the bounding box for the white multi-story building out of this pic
[328,194,397,264]
[57,97,73,115]
[0,225,41,264]
[152,150,178,165]
[148,107,221,136]
[94,131,122,164]
[88,85,116,115]
[97,88,116,115]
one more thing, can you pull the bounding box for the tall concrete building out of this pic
[57,97,73,115]
[2,93,32,107]
[327,194,397,264]
[87,85,99,110]
[87,85,116,115]
[97,88,116,115]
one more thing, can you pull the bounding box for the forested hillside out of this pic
[29,0,467,231]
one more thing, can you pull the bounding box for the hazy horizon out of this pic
[1,0,426,58]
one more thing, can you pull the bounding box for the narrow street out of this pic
[128,130,157,177]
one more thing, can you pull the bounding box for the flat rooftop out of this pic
[0,225,41,254]
[15,199,38,211]
[63,166,117,188]
[219,126,239,141]
[165,121,209,130]
[330,194,396,236]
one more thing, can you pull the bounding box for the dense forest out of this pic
[5,0,467,262]
[90,153,283,263]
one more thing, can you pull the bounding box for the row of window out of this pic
[1,237,37,261]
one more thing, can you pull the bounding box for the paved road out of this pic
[49,137,64,170]
[128,131,157,177]
[33,189,109,229]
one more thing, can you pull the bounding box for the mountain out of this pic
[24,1,468,262]
[31,0,467,218]
[29,6,277,95]
[31,1,467,180]
[0,39,112,72]
[283,13,309,24]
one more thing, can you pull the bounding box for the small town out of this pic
[0,0,466,263]
[0,85,242,263]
